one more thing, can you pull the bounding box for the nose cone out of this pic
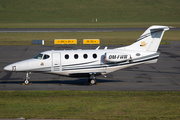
[4,59,31,72]
[4,63,18,71]
[4,65,12,71]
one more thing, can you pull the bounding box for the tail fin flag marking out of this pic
[140,41,147,47]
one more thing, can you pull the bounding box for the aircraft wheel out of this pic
[24,79,29,85]
[89,79,97,85]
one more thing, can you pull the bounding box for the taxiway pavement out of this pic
[0,42,180,91]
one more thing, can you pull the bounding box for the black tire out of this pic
[24,79,29,85]
[89,79,96,85]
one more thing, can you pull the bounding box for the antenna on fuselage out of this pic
[96,46,100,50]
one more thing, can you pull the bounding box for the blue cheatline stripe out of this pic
[62,56,158,71]
[62,60,98,67]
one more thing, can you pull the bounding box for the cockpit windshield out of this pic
[33,54,43,59]
[33,54,50,60]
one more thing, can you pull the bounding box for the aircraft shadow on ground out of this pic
[124,67,180,75]
[0,77,123,86]
[59,78,123,86]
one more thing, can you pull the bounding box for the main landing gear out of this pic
[24,72,31,85]
[88,74,97,85]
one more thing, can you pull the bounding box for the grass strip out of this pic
[0,31,179,46]
[0,91,180,119]
[0,0,180,23]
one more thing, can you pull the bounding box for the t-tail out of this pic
[122,25,171,52]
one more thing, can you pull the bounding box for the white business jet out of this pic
[4,25,171,85]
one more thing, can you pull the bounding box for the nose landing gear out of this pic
[23,72,31,85]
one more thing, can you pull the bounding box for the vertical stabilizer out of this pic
[123,25,170,52]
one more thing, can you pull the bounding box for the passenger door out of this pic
[52,52,61,71]
[101,54,107,71]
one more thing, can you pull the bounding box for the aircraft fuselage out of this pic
[4,48,159,77]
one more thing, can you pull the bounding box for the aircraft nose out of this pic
[4,64,17,71]
[4,65,12,71]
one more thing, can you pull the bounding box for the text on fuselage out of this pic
[108,55,128,59]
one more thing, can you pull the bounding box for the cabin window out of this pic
[74,54,78,59]
[83,54,88,59]
[43,54,50,59]
[33,54,43,59]
[65,54,69,59]
[93,53,97,59]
